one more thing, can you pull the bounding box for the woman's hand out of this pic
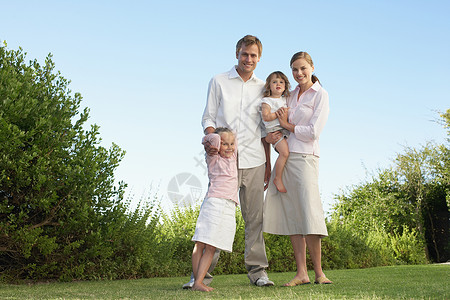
[276,107,289,125]
[276,107,294,133]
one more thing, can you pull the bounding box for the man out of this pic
[184,35,273,288]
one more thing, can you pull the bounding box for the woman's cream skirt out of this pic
[263,153,328,236]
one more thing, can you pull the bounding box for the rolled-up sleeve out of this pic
[202,78,220,132]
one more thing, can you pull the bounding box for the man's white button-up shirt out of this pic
[202,66,266,169]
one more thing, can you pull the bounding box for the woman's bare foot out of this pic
[192,282,214,292]
[274,177,287,193]
[283,276,311,286]
[314,273,332,284]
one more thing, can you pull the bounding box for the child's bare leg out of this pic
[274,138,289,193]
[192,244,216,292]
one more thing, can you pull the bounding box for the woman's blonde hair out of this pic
[263,71,291,98]
[290,51,320,84]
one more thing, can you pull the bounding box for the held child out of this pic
[261,71,291,193]
[191,128,238,292]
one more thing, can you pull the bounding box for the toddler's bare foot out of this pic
[274,177,287,193]
[192,282,213,292]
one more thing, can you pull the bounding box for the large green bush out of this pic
[0,43,138,281]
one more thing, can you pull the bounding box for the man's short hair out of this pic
[236,35,262,57]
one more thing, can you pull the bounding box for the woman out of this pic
[263,51,332,286]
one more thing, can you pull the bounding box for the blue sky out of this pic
[2,0,449,213]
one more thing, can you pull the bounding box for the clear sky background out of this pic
[2,0,449,214]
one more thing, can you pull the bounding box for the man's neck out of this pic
[236,67,253,82]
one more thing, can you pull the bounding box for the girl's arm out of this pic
[261,103,277,122]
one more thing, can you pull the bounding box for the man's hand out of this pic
[204,141,219,156]
[265,131,282,144]
[264,163,271,191]
[261,138,271,191]
[203,127,218,155]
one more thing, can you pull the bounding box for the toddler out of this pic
[261,71,291,193]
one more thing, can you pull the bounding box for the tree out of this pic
[0,43,126,280]
[440,109,450,209]
[394,143,449,262]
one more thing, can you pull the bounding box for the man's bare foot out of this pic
[274,177,287,193]
[192,282,213,292]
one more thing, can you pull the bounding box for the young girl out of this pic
[261,71,291,193]
[191,127,238,292]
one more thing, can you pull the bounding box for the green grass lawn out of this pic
[1,264,448,299]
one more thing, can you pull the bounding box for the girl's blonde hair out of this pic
[263,71,291,98]
[214,127,234,137]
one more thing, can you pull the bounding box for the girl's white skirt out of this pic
[192,197,236,252]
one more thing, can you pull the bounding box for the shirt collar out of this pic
[229,65,256,82]
[294,80,321,93]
